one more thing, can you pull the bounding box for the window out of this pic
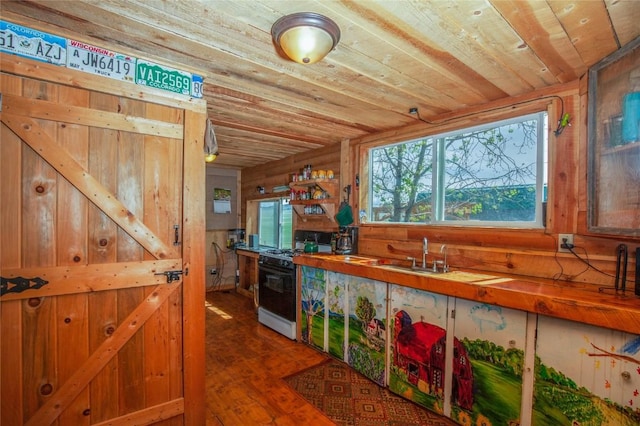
[368,112,547,227]
[258,198,292,248]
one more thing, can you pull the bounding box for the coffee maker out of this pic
[335,226,358,255]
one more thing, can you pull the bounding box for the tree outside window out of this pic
[369,112,547,227]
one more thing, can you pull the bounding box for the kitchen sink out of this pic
[333,255,410,267]
[332,255,446,275]
[332,255,373,262]
[378,264,438,275]
[330,254,508,283]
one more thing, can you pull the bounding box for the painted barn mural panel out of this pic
[347,275,387,386]
[534,315,640,426]
[452,298,528,426]
[300,266,326,351]
[388,285,450,415]
[326,271,346,361]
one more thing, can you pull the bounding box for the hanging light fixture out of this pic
[271,12,340,64]
[204,118,219,163]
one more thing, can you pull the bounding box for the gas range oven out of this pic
[257,249,298,339]
[257,231,333,340]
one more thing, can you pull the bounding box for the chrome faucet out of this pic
[422,237,428,269]
[440,244,448,272]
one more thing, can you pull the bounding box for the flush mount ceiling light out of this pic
[271,12,340,64]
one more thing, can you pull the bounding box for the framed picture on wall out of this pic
[587,36,640,236]
[213,187,232,214]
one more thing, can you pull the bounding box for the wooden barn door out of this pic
[1,57,205,426]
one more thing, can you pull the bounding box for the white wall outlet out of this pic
[558,234,574,252]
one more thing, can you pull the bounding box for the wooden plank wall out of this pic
[241,80,638,288]
[205,168,241,291]
[241,143,342,234]
[205,230,238,292]
[349,82,637,287]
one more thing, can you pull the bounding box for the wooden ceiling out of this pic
[2,1,639,169]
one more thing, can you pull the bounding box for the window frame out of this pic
[364,111,548,228]
[257,197,292,249]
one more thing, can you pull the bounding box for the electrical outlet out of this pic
[210,268,217,275]
[558,233,574,252]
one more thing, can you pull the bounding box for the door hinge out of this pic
[155,269,185,283]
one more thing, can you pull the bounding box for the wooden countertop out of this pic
[235,247,269,258]
[294,254,640,335]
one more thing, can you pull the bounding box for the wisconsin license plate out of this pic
[67,39,135,82]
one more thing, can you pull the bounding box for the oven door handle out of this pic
[259,264,293,275]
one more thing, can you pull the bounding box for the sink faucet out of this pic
[440,244,448,272]
[422,237,428,269]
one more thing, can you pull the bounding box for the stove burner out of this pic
[259,249,298,270]
[262,249,304,258]
[265,249,293,256]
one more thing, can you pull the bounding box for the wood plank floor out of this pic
[204,290,456,425]
[205,290,333,425]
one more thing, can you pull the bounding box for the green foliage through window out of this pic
[258,199,292,248]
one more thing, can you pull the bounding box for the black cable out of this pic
[207,241,229,292]
[552,239,637,292]
[567,245,607,275]
[551,233,571,281]
[552,244,589,281]
[552,250,570,281]
[561,244,637,293]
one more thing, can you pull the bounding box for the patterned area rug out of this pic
[284,359,457,426]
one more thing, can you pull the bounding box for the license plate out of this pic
[67,40,135,82]
[136,59,192,96]
[0,20,66,65]
[191,74,204,99]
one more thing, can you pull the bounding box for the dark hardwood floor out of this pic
[205,290,333,425]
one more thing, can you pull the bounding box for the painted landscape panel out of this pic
[300,266,326,351]
[388,285,450,415]
[534,315,640,426]
[347,275,387,386]
[452,299,529,426]
[326,271,346,360]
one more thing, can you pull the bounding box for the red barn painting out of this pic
[393,310,474,411]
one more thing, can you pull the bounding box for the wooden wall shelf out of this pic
[290,201,337,222]
[247,192,289,201]
[289,179,339,222]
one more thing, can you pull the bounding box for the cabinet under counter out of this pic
[293,253,640,335]
[236,248,261,298]
[296,264,640,426]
